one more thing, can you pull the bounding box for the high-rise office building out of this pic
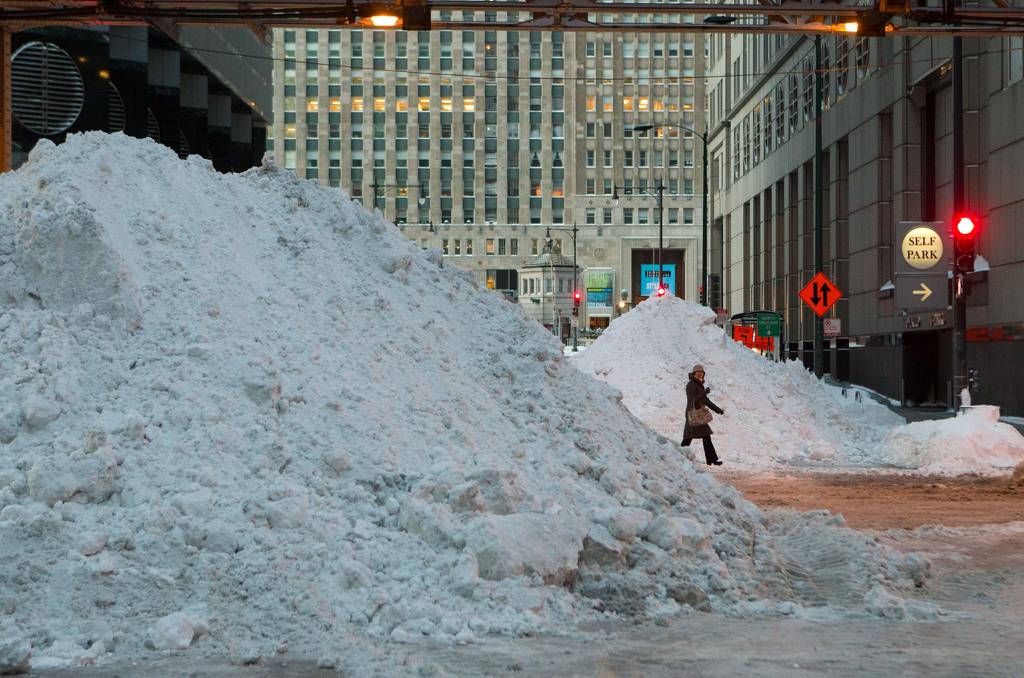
[268,12,706,332]
[708,30,1024,414]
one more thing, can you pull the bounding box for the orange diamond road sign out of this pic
[799,272,842,318]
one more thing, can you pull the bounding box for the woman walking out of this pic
[682,364,725,466]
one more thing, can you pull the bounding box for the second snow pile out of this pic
[1,134,931,668]
[572,298,903,469]
[571,297,1024,475]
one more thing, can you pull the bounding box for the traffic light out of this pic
[656,285,667,298]
[954,215,977,272]
[573,289,582,307]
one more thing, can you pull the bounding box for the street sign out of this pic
[798,272,842,318]
[895,273,949,310]
[640,264,676,297]
[894,221,951,311]
[898,223,947,273]
[823,318,841,337]
[757,314,781,337]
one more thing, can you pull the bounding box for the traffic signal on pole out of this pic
[656,285,667,298]
[573,289,582,307]
[954,215,977,272]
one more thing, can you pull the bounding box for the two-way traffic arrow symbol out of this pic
[810,282,831,307]
[912,282,933,302]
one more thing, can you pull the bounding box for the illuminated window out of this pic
[441,97,453,112]
[396,100,408,112]
[351,97,363,112]
[622,96,633,111]
[463,97,475,111]
[374,98,386,112]
[328,98,341,112]
[586,96,596,111]
[638,97,650,112]
[418,97,430,111]
[306,99,319,112]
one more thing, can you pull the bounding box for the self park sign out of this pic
[799,272,841,318]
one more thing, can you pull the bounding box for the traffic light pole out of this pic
[572,221,579,353]
[701,129,709,306]
[813,35,825,379]
[657,180,665,293]
[952,26,968,410]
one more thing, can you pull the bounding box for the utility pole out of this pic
[813,35,825,379]
[952,4,968,410]
[702,128,709,306]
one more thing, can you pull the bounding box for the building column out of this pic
[1,29,11,172]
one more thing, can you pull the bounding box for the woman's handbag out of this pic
[687,405,714,427]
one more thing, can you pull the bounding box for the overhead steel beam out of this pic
[0,29,10,173]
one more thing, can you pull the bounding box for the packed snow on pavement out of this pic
[570,297,1024,475]
[1,134,935,672]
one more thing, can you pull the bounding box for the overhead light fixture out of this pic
[369,13,400,27]
[354,2,431,30]
[841,21,859,33]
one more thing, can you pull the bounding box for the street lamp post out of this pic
[632,124,710,306]
[547,223,580,351]
[370,182,428,223]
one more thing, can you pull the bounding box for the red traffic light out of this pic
[656,286,667,298]
[956,216,976,237]
[573,289,582,305]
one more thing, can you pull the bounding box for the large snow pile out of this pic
[0,134,932,669]
[883,406,1024,475]
[571,298,903,469]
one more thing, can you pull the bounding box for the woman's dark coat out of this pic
[682,373,724,439]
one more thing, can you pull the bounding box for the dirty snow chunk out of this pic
[580,525,628,568]
[20,395,61,430]
[321,448,351,475]
[1011,462,1024,489]
[149,611,209,650]
[26,455,119,506]
[883,406,1024,476]
[642,515,708,553]
[447,470,528,514]
[76,531,108,556]
[593,507,653,543]
[0,622,31,675]
[264,494,309,529]
[463,514,586,584]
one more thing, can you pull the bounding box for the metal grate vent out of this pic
[11,41,85,136]
[178,130,190,159]
[146,108,161,142]
[107,81,125,133]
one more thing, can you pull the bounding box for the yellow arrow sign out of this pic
[912,282,933,302]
